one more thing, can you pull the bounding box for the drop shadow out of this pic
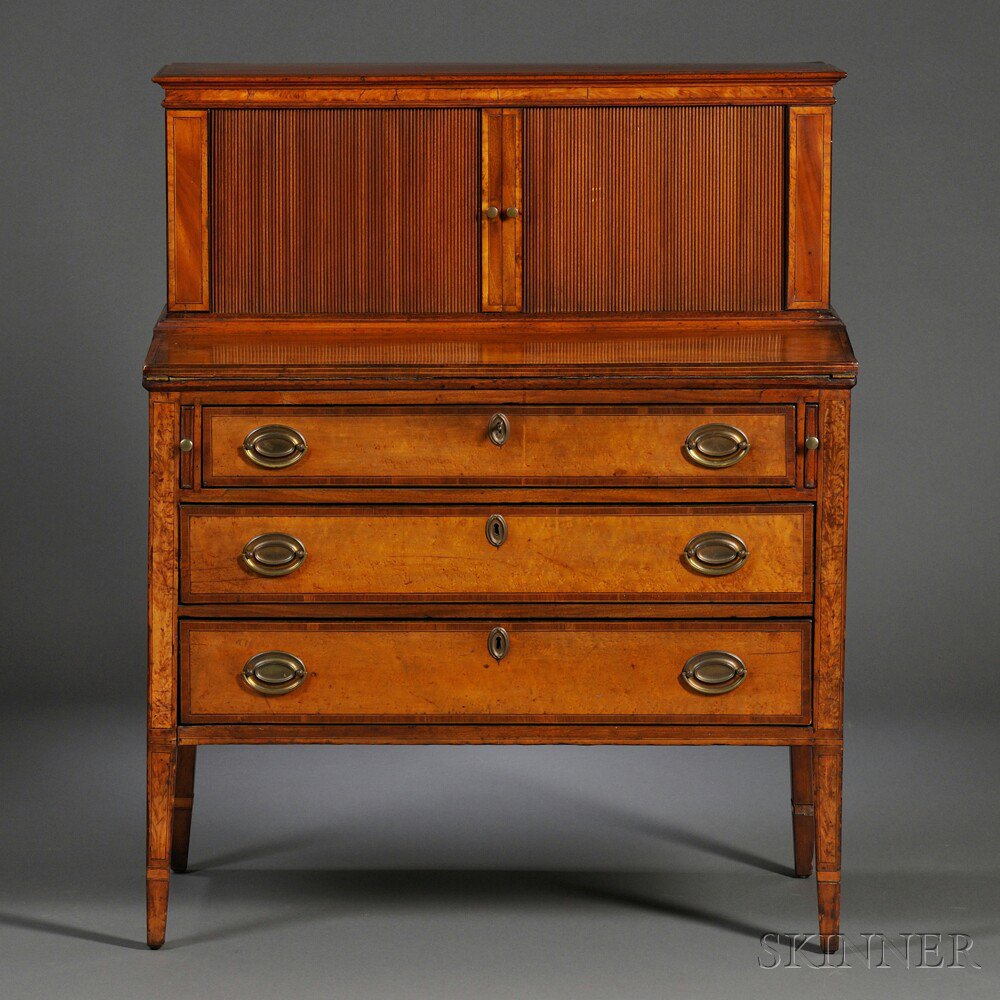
[168,868,781,948]
[0,912,146,950]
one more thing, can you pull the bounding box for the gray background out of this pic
[1,1,997,997]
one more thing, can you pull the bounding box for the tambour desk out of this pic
[144,63,857,949]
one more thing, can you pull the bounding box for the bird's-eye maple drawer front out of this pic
[179,504,813,603]
[202,405,796,487]
[180,620,811,725]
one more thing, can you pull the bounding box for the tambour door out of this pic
[521,106,786,312]
[209,109,480,315]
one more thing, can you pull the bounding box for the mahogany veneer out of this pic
[145,63,855,952]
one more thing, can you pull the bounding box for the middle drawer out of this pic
[180,504,813,603]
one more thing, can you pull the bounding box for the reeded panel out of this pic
[525,107,784,312]
[211,109,479,315]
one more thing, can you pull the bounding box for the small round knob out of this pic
[179,438,194,453]
[484,205,500,220]
[504,206,519,219]
[805,436,820,451]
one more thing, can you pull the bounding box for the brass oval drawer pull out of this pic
[683,531,749,576]
[241,651,307,695]
[242,425,308,469]
[488,412,510,447]
[681,652,747,694]
[683,423,750,468]
[241,533,307,577]
[485,514,508,548]
[488,626,510,662]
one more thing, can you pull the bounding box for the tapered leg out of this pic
[813,745,843,952]
[171,746,197,874]
[147,738,177,949]
[789,746,815,877]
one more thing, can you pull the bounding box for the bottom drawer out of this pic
[180,621,811,725]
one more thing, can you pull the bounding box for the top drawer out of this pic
[202,405,796,487]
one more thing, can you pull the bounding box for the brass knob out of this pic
[241,651,307,696]
[485,514,508,548]
[242,425,307,469]
[179,438,194,453]
[488,412,510,447]
[805,436,820,451]
[484,205,500,220]
[488,627,510,662]
[504,206,519,219]
[683,424,749,468]
[681,652,747,695]
[241,533,307,577]
[683,531,749,576]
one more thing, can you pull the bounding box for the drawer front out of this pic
[181,620,811,724]
[180,504,813,603]
[203,405,796,486]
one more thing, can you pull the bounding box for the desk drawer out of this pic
[180,620,811,724]
[203,405,796,487]
[180,504,813,603]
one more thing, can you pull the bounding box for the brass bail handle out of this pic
[241,651,308,696]
[241,533,307,577]
[683,424,750,469]
[242,425,308,469]
[683,531,749,576]
[681,652,747,695]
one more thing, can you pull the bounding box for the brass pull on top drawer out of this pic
[683,423,750,468]
[242,425,308,468]
[241,651,307,695]
[241,533,307,577]
[683,531,749,576]
[681,652,747,694]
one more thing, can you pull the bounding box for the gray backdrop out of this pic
[1,2,998,998]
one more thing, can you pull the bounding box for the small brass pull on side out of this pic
[681,652,747,695]
[683,423,750,468]
[241,533,307,577]
[484,205,500,220]
[242,425,308,469]
[488,627,510,662]
[485,514,508,548]
[683,531,749,576]
[179,438,194,453]
[488,412,510,447]
[504,206,519,219]
[241,651,307,696]
[805,435,820,451]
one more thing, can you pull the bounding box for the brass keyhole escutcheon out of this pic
[488,412,510,447]
[488,627,510,663]
[485,514,508,548]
